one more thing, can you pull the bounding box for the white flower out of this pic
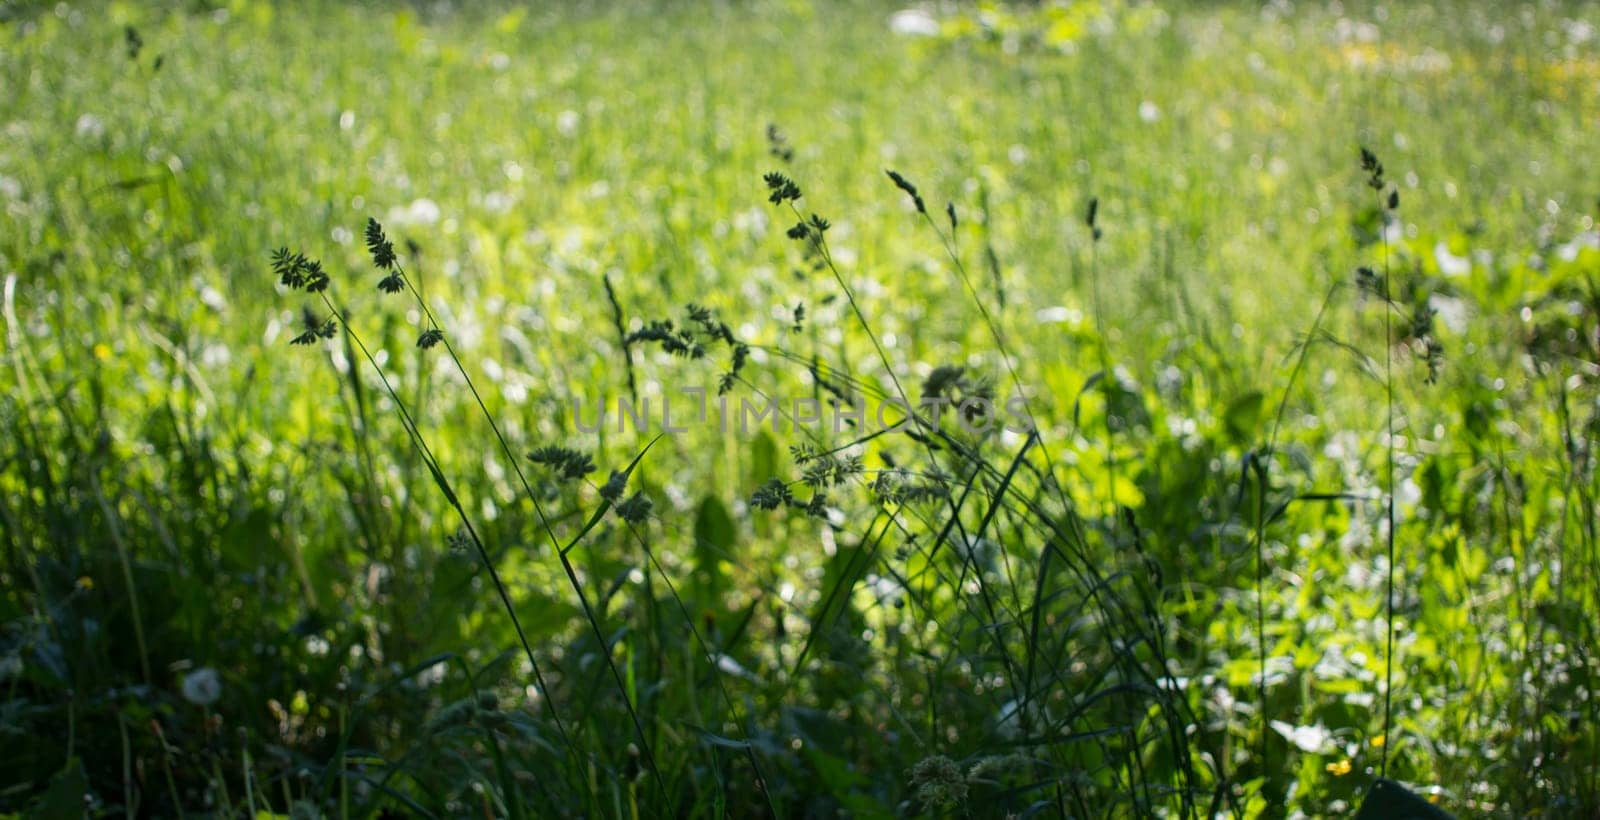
[715,654,762,684]
[1433,241,1471,276]
[386,198,441,227]
[1270,719,1332,753]
[181,667,222,706]
[75,114,105,140]
[889,9,940,37]
[994,698,1044,739]
[1429,294,1468,334]
[556,110,580,136]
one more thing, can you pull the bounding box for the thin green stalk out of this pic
[311,291,578,763]
[120,714,136,818]
[384,255,673,806]
[154,722,186,820]
[1252,281,1340,784]
[242,740,259,817]
[91,476,151,686]
[1378,191,1398,780]
[783,196,1027,710]
[1084,202,1120,519]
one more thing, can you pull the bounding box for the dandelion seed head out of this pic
[181,667,222,706]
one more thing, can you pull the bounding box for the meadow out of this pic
[2,0,1598,816]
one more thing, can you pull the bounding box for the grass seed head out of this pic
[290,306,337,345]
[765,123,795,162]
[763,171,802,204]
[364,217,397,270]
[528,446,597,480]
[750,478,793,510]
[910,755,968,809]
[601,468,630,503]
[885,169,926,214]
[616,492,653,524]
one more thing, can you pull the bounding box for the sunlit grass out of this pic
[2,0,1597,815]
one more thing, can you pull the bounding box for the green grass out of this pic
[2,0,1598,816]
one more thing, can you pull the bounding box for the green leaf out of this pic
[1224,390,1265,444]
[32,757,86,819]
[692,496,735,605]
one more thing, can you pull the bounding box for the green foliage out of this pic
[1,0,1597,817]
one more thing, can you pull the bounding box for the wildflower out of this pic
[389,197,441,226]
[181,667,222,706]
[75,114,106,140]
[889,8,941,37]
[417,328,444,349]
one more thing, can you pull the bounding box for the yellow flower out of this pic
[1325,759,1353,777]
[1370,734,1386,748]
[75,576,94,591]
[93,343,112,361]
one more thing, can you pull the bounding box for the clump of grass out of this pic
[742,164,1213,813]
[271,223,709,811]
